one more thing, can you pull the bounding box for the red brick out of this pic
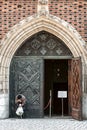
[0,0,87,43]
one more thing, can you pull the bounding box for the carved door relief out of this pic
[10,57,43,118]
[68,58,82,120]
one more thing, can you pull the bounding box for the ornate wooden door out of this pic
[68,58,82,120]
[10,57,43,118]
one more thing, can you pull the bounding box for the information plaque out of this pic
[58,91,67,98]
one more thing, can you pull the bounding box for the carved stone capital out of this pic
[38,0,49,15]
[39,0,48,5]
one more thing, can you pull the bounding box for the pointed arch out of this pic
[0,14,87,118]
[0,14,86,90]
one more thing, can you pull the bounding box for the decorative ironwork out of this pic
[15,31,72,56]
[10,57,43,118]
[40,47,47,55]
[56,48,62,55]
[39,33,47,41]
[31,39,41,50]
[46,39,56,50]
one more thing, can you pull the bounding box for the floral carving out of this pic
[31,39,41,49]
[15,31,72,56]
[46,39,56,50]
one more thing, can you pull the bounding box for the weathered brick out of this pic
[0,0,38,40]
[0,0,87,43]
[49,0,87,42]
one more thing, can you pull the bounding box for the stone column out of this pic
[0,92,9,118]
[0,57,9,118]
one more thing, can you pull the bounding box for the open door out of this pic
[68,57,82,120]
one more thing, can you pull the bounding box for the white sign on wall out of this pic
[58,91,67,98]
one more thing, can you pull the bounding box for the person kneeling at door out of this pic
[15,94,26,106]
[15,94,26,117]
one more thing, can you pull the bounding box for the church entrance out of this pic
[44,59,68,116]
[9,31,82,120]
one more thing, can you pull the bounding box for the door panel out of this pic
[70,58,82,120]
[10,57,43,118]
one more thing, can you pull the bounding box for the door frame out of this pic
[9,56,82,120]
[43,57,82,120]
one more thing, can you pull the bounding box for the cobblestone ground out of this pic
[0,118,87,130]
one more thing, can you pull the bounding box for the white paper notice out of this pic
[58,91,67,98]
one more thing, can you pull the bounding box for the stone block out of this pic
[0,93,9,118]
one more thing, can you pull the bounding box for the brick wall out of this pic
[0,0,87,43]
[49,0,87,43]
[0,0,38,41]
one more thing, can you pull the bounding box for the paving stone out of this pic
[0,119,87,130]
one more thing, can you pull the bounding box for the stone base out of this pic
[82,93,87,119]
[0,94,9,118]
[0,93,87,119]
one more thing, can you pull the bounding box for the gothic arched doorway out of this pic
[9,31,82,120]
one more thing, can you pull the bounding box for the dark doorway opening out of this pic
[53,83,68,116]
[44,59,68,116]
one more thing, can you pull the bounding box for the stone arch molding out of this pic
[0,14,87,93]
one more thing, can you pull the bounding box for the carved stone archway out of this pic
[0,14,87,118]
